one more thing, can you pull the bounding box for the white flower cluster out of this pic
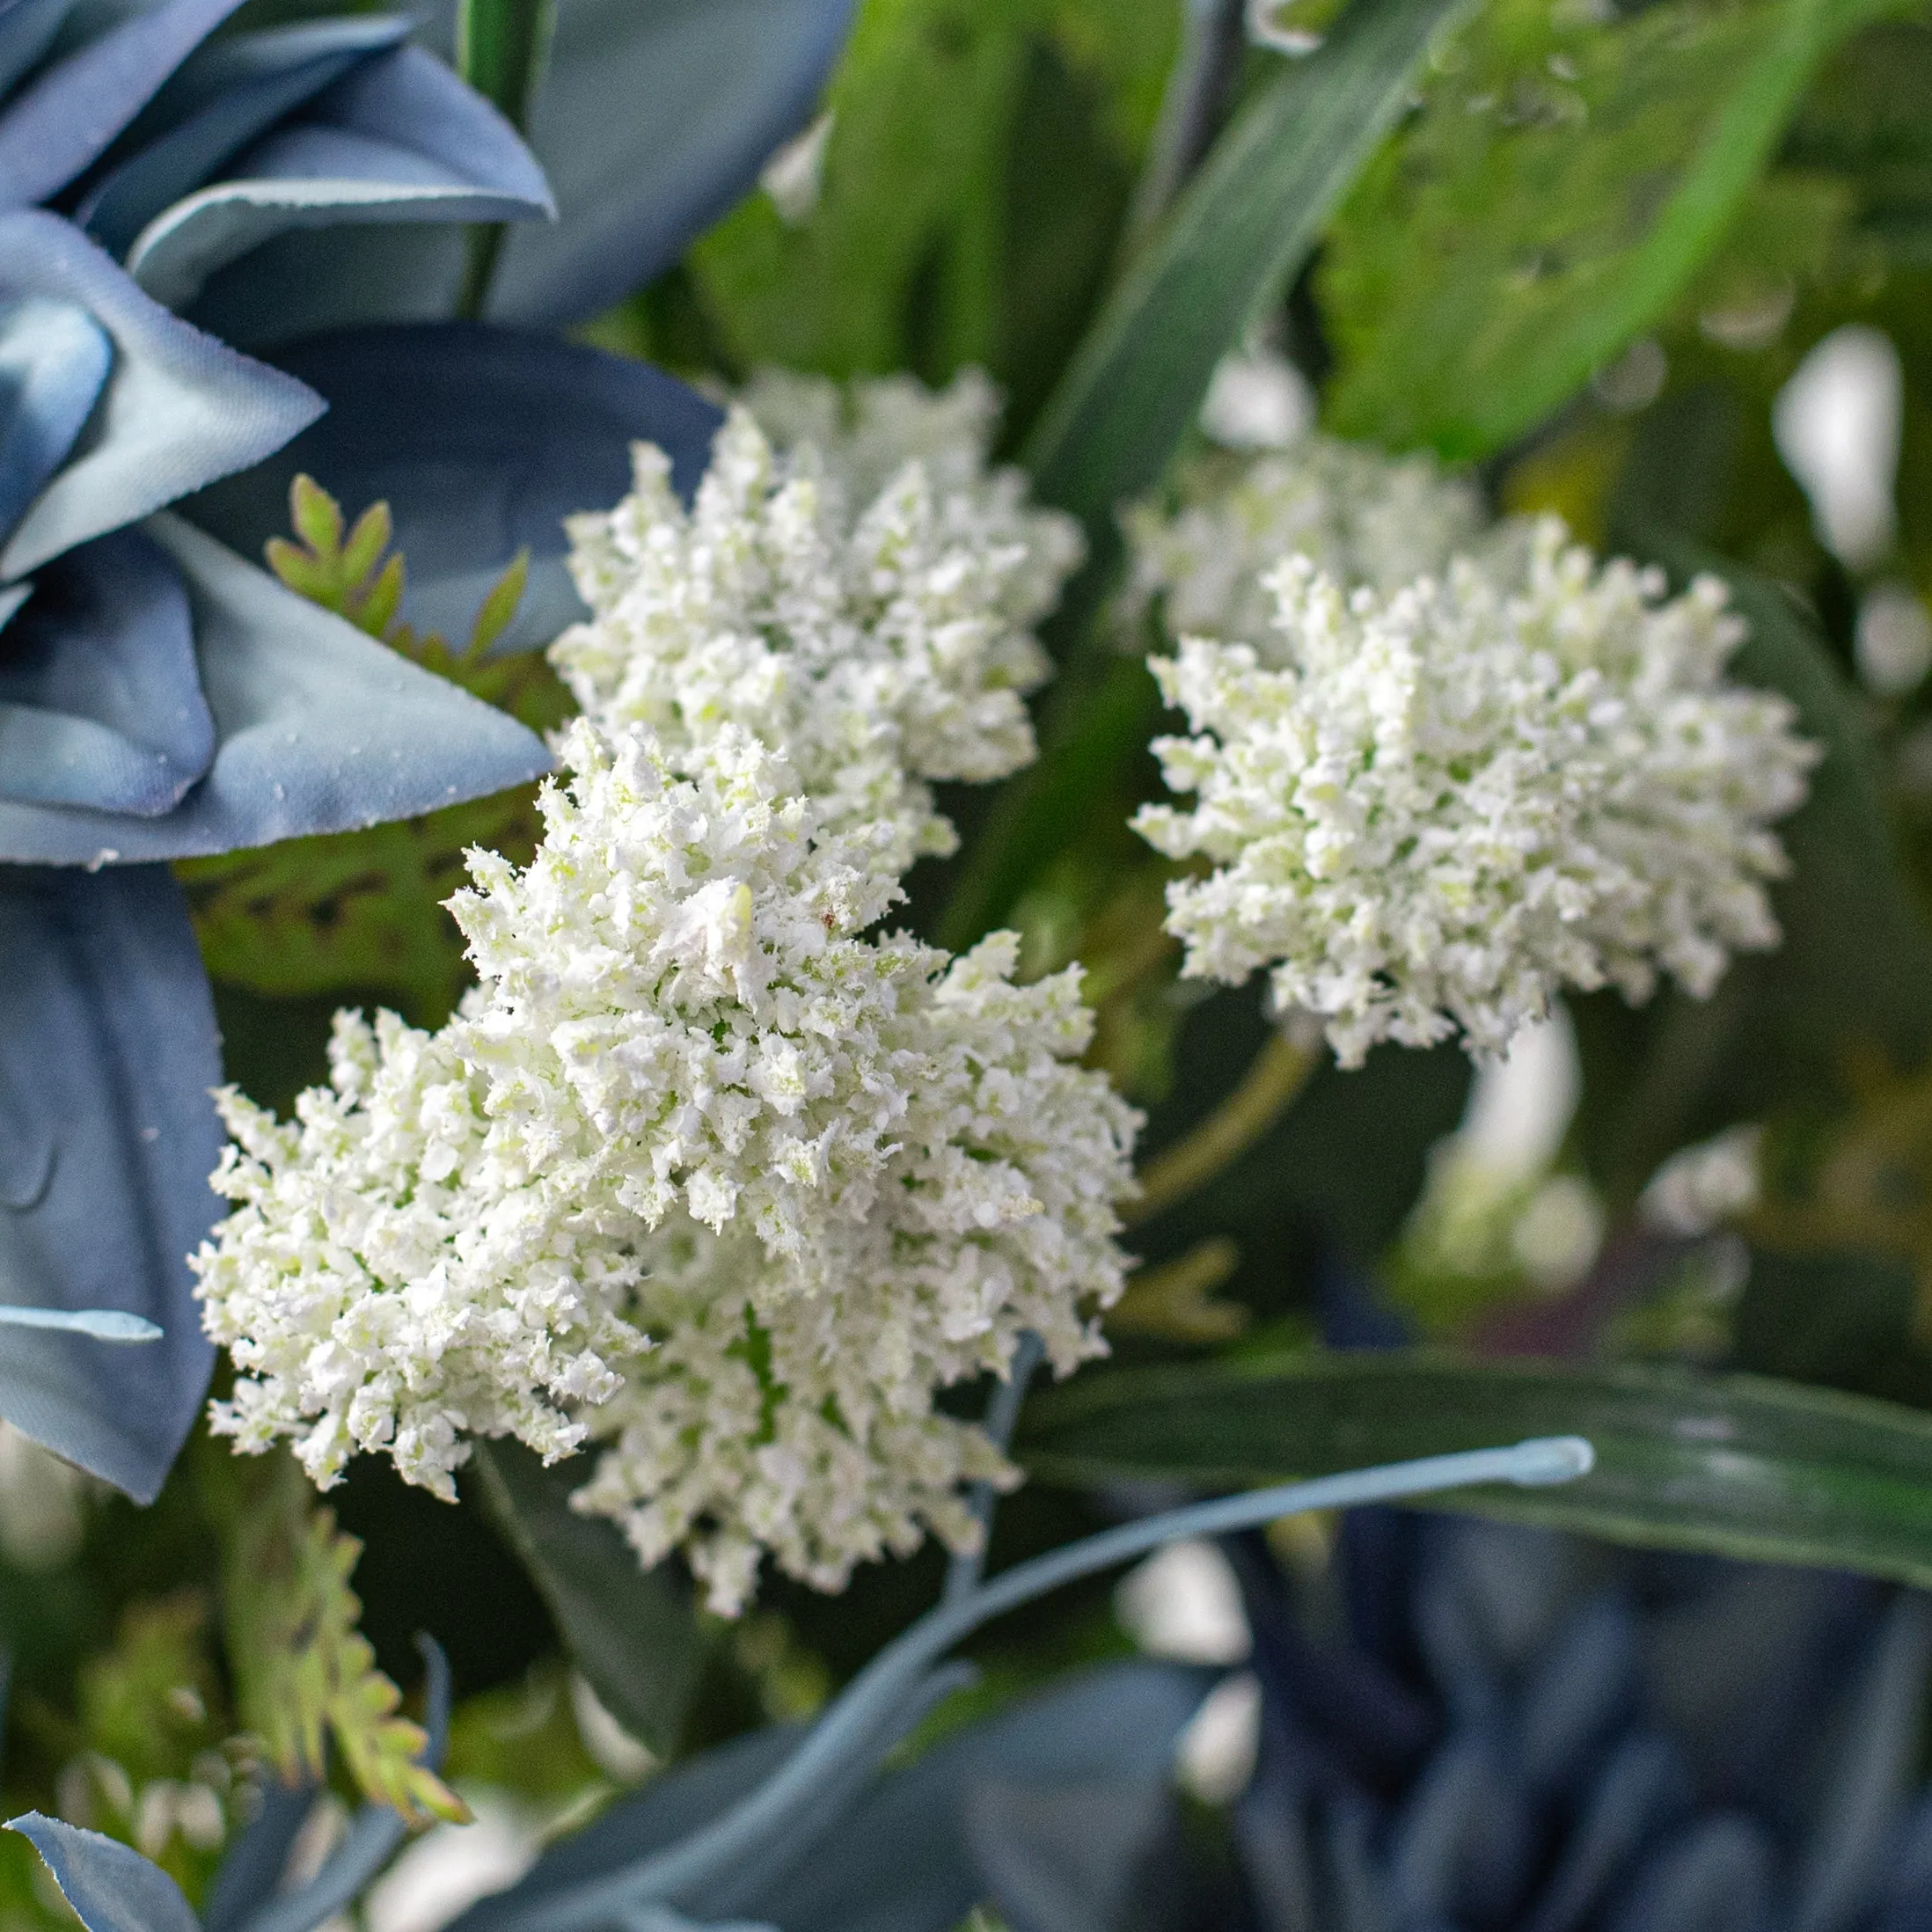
[1134,520,1817,1065]
[1122,435,1486,644]
[198,671,1134,1603]
[552,374,1082,882]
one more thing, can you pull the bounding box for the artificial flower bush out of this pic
[5,4,1932,1932]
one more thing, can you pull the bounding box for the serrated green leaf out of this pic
[221,1456,468,1827]
[1018,1351,1932,1585]
[1323,0,1899,458]
[472,1441,708,1758]
[339,501,394,596]
[289,472,343,560]
[1023,0,1473,537]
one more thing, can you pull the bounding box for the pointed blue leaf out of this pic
[965,1781,1175,1932]
[1602,1813,1777,1932]
[0,0,77,100]
[0,862,220,1501]
[203,1784,313,1932]
[217,0,853,333]
[752,1662,1214,1932]
[0,211,322,580]
[0,0,247,208]
[183,322,721,655]
[480,0,856,326]
[0,528,215,814]
[6,1816,200,1932]
[77,18,413,261]
[0,295,110,545]
[0,515,549,865]
[125,44,553,311]
[0,1306,160,1339]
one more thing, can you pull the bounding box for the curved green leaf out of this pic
[1022,0,1472,538]
[472,1439,706,1759]
[1019,1352,1932,1585]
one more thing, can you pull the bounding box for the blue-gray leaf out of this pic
[0,864,221,1501]
[493,0,853,325]
[0,528,215,814]
[6,1816,201,1932]
[0,0,76,102]
[77,18,416,261]
[0,0,248,207]
[123,43,554,311]
[393,0,853,326]
[0,211,322,579]
[0,294,110,544]
[755,1662,1211,1932]
[0,516,550,865]
[184,323,721,655]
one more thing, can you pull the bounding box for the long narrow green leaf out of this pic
[1019,1353,1932,1585]
[472,1440,706,1756]
[1022,0,1473,536]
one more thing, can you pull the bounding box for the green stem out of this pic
[1127,1023,1321,1223]
[454,0,557,319]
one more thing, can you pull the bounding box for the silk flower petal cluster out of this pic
[1135,519,1819,1064]
[195,384,1134,1612]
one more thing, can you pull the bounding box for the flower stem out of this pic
[1127,1022,1320,1224]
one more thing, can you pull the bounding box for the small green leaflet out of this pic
[1019,1351,1932,1585]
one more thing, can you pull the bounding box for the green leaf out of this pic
[471,1440,708,1759]
[683,0,1175,439]
[1018,1352,1932,1586]
[220,1454,468,1826]
[1323,0,1899,458]
[1022,0,1474,537]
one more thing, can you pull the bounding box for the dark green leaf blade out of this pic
[471,1440,707,1758]
[1022,0,1473,538]
[1019,1354,1932,1585]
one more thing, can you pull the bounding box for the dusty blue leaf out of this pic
[5,1816,200,1932]
[202,1783,313,1932]
[77,17,413,260]
[967,1781,1176,1932]
[0,0,246,207]
[0,294,110,542]
[756,1662,1212,1932]
[0,516,549,865]
[0,210,322,579]
[184,322,721,654]
[0,528,214,813]
[450,1730,801,1932]
[490,0,853,324]
[124,43,553,310]
[399,0,854,326]
[0,863,221,1501]
[0,0,76,100]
